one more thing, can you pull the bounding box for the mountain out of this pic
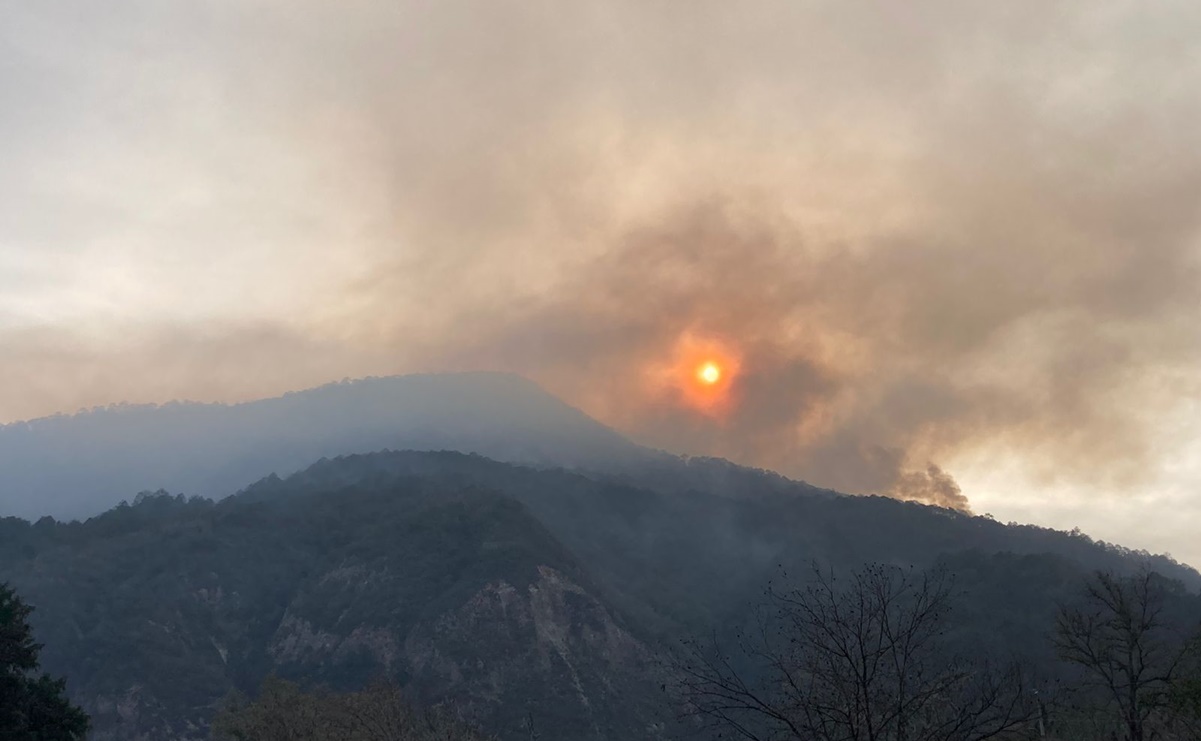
[0,373,648,521]
[238,451,1201,631]
[0,467,675,741]
[2,450,1197,740]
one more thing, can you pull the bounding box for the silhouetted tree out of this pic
[1054,570,1198,741]
[677,563,1038,741]
[0,582,89,739]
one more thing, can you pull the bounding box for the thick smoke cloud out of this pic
[2,0,1200,520]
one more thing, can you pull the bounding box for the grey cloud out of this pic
[1,0,1200,514]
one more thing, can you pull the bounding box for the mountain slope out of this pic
[0,373,647,520]
[0,480,672,740]
[243,451,1201,629]
[3,451,1198,740]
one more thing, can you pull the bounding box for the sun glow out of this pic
[641,332,742,418]
[697,362,722,385]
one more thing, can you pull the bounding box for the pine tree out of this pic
[0,583,89,739]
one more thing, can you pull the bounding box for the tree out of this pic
[1168,674,1201,740]
[0,583,89,739]
[210,676,331,741]
[1054,570,1198,741]
[677,563,1038,741]
[211,676,491,741]
[335,679,489,741]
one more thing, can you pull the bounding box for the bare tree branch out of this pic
[675,562,1040,741]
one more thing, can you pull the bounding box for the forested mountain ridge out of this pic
[2,450,1197,740]
[0,476,672,740]
[0,373,649,521]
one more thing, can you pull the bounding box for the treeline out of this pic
[677,564,1201,741]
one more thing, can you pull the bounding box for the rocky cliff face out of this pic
[400,565,664,739]
[263,562,666,740]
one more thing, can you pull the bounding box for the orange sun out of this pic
[697,361,722,385]
[643,332,742,417]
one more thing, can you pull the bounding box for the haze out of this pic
[2,2,1199,563]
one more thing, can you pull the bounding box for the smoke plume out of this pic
[2,0,1200,518]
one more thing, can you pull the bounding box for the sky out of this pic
[2,1,1200,564]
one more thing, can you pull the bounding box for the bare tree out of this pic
[1054,570,1195,741]
[676,563,1038,741]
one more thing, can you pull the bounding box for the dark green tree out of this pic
[0,583,89,740]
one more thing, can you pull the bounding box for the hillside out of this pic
[0,476,672,740]
[0,373,647,521]
[0,372,846,525]
[2,451,1198,740]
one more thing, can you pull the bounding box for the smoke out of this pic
[2,0,1201,513]
[0,323,400,423]
[893,465,970,512]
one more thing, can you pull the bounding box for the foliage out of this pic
[1169,674,1201,738]
[211,676,491,741]
[0,583,89,740]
